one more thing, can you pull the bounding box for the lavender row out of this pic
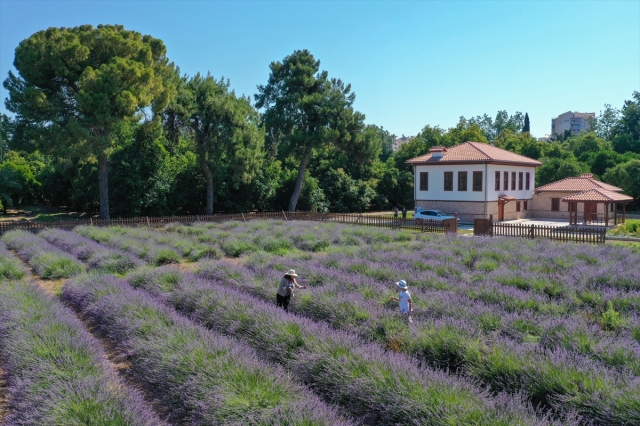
[0,241,28,281]
[0,279,163,425]
[206,254,640,376]
[165,220,414,256]
[241,250,640,375]
[74,225,183,265]
[1,230,85,279]
[100,225,220,261]
[126,266,553,426]
[195,259,640,425]
[62,273,352,425]
[39,228,144,274]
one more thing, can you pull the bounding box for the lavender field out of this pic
[0,219,639,425]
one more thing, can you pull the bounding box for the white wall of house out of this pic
[486,164,536,201]
[414,163,536,202]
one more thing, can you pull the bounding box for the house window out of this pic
[444,172,453,191]
[473,171,483,191]
[526,172,530,190]
[511,172,516,190]
[551,198,560,211]
[610,203,614,212]
[524,201,528,211]
[420,172,428,191]
[519,172,523,190]
[503,171,508,191]
[568,202,575,213]
[458,171,467,191]
[495,171,500,191]
[516,201,521,212]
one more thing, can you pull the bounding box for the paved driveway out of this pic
[499,219,570,228]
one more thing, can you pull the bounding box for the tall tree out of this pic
[3,24,176,218]
[170,73,264,215]
[255,49,358,212]
[612,91,640,154]
[522,113,530,133]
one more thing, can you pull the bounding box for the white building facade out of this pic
[407,143,541,223]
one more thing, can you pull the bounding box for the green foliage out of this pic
[603,159,640,203]
[169,72,264,214]
[4,24,177,218]
[600,301,627,331]
[255,49,363,211]
[109,127,176,217]
[535,156,590,187]
[320,168,376,212]
[612,91,640,154]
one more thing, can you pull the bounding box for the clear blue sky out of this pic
[1,0,639,139]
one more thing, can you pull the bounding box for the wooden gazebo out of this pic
[563,188,633,226]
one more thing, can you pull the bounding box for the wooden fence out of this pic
[475,220,606,244]
[0,211,451,235]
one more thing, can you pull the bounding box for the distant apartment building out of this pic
[393,134,413,151]
[551,111,595,137]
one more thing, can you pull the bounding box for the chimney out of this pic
[581,173,593,178]
[430,146,447,159]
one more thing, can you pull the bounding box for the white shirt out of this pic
[398,290,412,314]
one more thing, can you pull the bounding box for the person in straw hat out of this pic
[390,279,413,322]
[276,269,307,311]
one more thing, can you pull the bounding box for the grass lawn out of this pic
[0,206,97,222]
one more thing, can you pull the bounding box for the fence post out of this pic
[241,213,246,223]
[282,210,288,221]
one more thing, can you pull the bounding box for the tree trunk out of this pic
[199,151,214,215]
[98,153,109,219]
[288,144,313,212]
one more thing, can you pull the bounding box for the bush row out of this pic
[39,228,144,274]
[0,279,162,425]
[127,266,561,426]
[0,241,28,281]
[75,225,182,265]
[196,258,640,425]
[62,273,352,425]
[1,230,84,279]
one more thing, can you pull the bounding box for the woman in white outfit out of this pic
[390,279,413,322]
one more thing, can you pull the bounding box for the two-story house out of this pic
[406,142,542,222]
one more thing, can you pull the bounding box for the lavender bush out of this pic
[195,247,640,424]
[1,230,85,279]
[0,279,163,425]
[74,225,181,265]
[39,228,144,274]
[102,225,220,261]
[62,273,353,426]
[0,241,28,281]
[126,266,562,426]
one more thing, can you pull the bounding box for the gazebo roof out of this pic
[562,188,633,202]
[536,173,622,192]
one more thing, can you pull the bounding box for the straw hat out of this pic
[285,269,298,277]
[396,279,408,289]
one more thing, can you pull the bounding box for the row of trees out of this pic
[1,24,639,218]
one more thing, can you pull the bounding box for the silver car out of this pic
[413,209,460,225]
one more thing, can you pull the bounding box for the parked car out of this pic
[413,209,460,225]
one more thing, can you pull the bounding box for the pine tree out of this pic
[522,113,530,133]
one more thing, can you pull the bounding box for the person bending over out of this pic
[276,269,306,311]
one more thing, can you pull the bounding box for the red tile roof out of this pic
[535,176,622,192]
[562,189,633,202]
[405,142,542,166]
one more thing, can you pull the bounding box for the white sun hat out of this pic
[396,279,408,289]
[285,269,298,277]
